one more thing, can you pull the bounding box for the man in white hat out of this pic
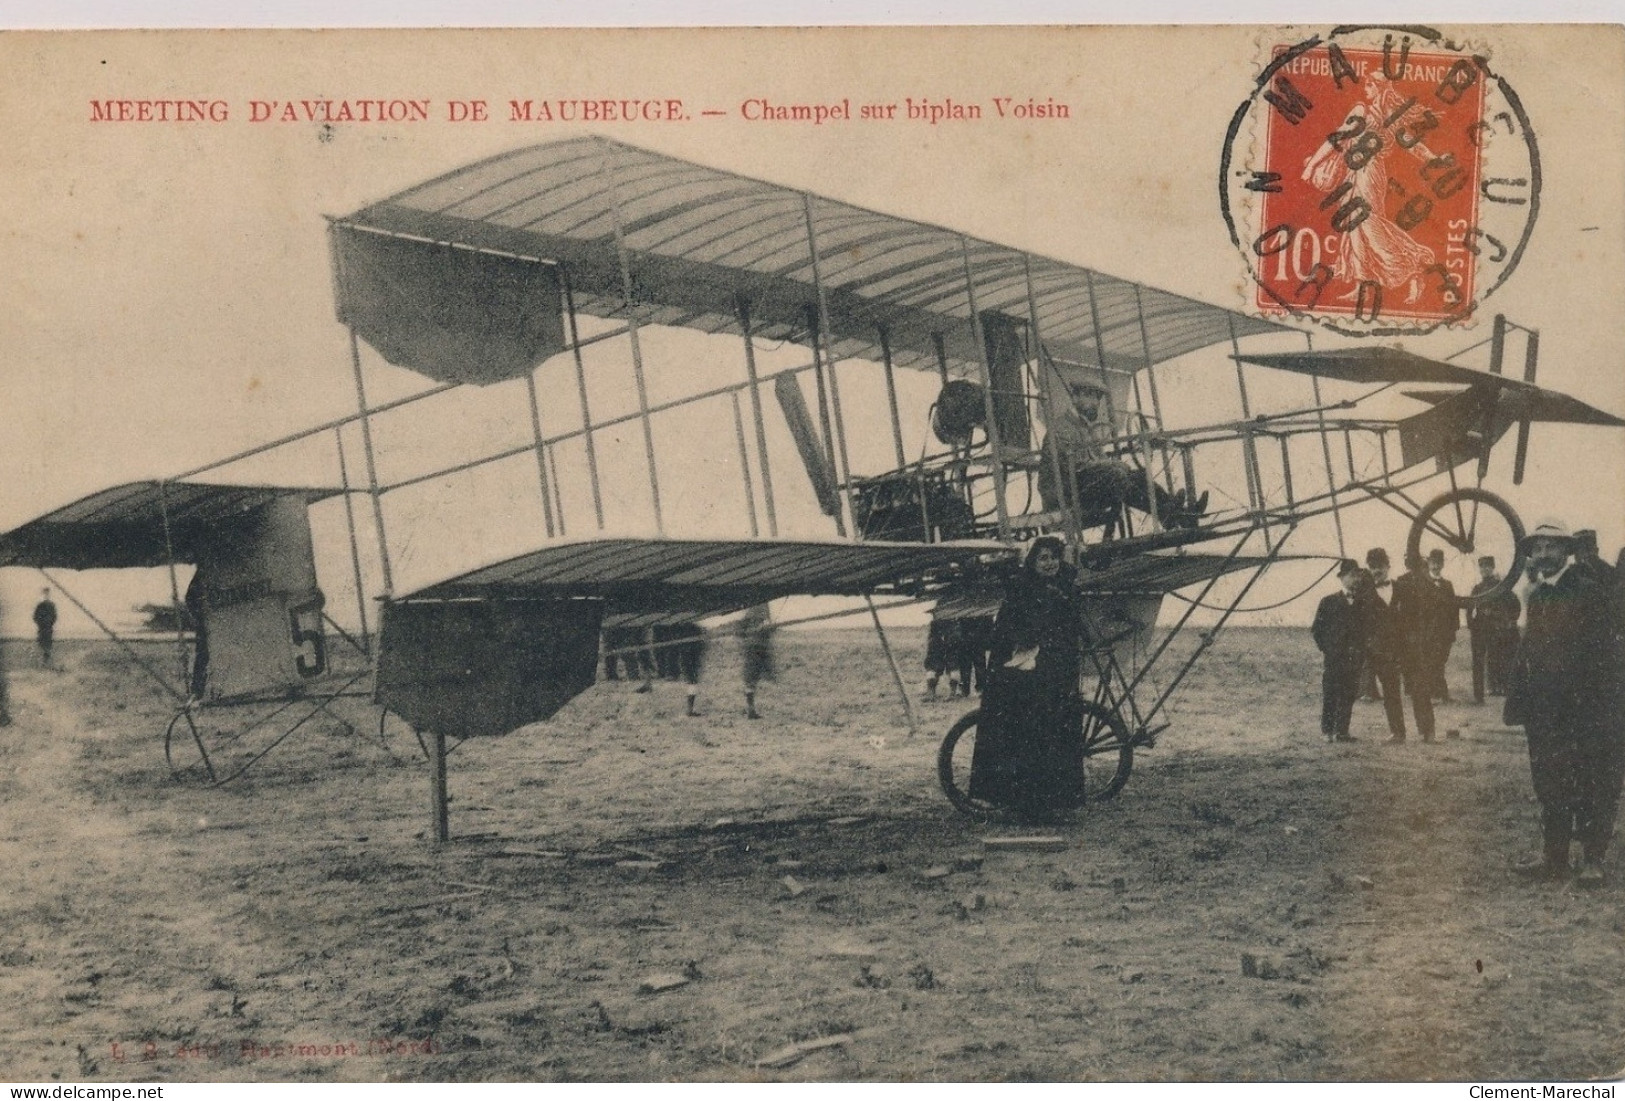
[1504,519,1624,886]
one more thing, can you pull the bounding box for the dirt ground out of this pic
[0,626,1620,1084]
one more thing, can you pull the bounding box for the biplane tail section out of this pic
[0,481,342,702]
[192,495,327,702]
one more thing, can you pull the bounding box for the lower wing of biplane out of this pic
[374,535,1005,739]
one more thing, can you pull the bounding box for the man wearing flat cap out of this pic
[1312,560,1369,743]
[1467,556,1520,702]
[1504,520,1623,886]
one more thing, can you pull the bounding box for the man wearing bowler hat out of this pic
[1504,520,1623,885]
[1312,560,1369,743]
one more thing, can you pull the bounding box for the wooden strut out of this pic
[348,326,395,598]
[602,151,665,535]
[1024,256,1081,546]
[430,727,450,844]
[730,392,760,538]
[803,192,858,537]
[561,268,605,530]
[866,597,918,737]
[333,427,373,655]
[962,237,1010,539]
[736,299,779,537]
[524,370,558,539]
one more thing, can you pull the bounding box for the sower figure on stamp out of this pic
[1468,556,1520,702]
[1388,552,1441,743]
[1312,560,1369,743]
[1505,520,1623,886]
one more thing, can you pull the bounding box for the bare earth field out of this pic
[0,627,1620,1084]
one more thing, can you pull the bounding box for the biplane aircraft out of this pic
[3,135,1621,838]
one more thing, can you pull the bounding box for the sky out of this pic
[1,24,1621,639]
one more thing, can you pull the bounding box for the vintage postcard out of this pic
[0,25,1621,1085]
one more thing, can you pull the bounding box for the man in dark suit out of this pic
[1389,552,1440,743]
[1467,556,1520,702]
[1312,560,1368,743]
[1360,547,1407,738]
[1423,549,1460,702]
[1505,520,1623,886]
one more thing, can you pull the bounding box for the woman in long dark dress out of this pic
[970,536,1085,819]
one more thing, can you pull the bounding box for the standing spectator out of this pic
[973,537,1084,821]
[1573,530,1615,585]
[957,614,995,697]
[1358,548,1393,702]
[1389,552,1440,743]
[923,617,961,698]
[32,589,57,669]
[654,621,708,717]
[1424,549,1460,702]
[1505,520,1623,886]
[1312,560,1369,743]
[1359,551,1408,741]
[1467,556,1520,702]
[738,603,775,720]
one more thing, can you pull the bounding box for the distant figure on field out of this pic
[1388,552,1443,743]
[957,614,995,696]
[738,604,776,720]
[923,617,961,698]
[601,624,653,684]
[32,589,57,668]
[1467,556,1520,702]
[1504,520,1623,886]
[1312,560,1369,743]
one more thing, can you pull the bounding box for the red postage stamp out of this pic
[1222,28,1540,335]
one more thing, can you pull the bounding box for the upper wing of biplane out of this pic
[0,480,342,570]
[329,135,1291,388]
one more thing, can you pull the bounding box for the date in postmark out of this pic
[1221,26,1540,335]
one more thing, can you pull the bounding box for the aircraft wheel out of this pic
[938,709,997,820]
[1404,488,1525,605]
[1076,700,1135,803]
[937,700,1134,818]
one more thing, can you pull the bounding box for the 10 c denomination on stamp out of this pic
[1221,26,1540,335]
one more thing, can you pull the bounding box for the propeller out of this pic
[1478,316,1508,482]
[1513,330,1538,484]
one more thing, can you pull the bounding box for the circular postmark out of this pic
[1220,25,1540,336]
